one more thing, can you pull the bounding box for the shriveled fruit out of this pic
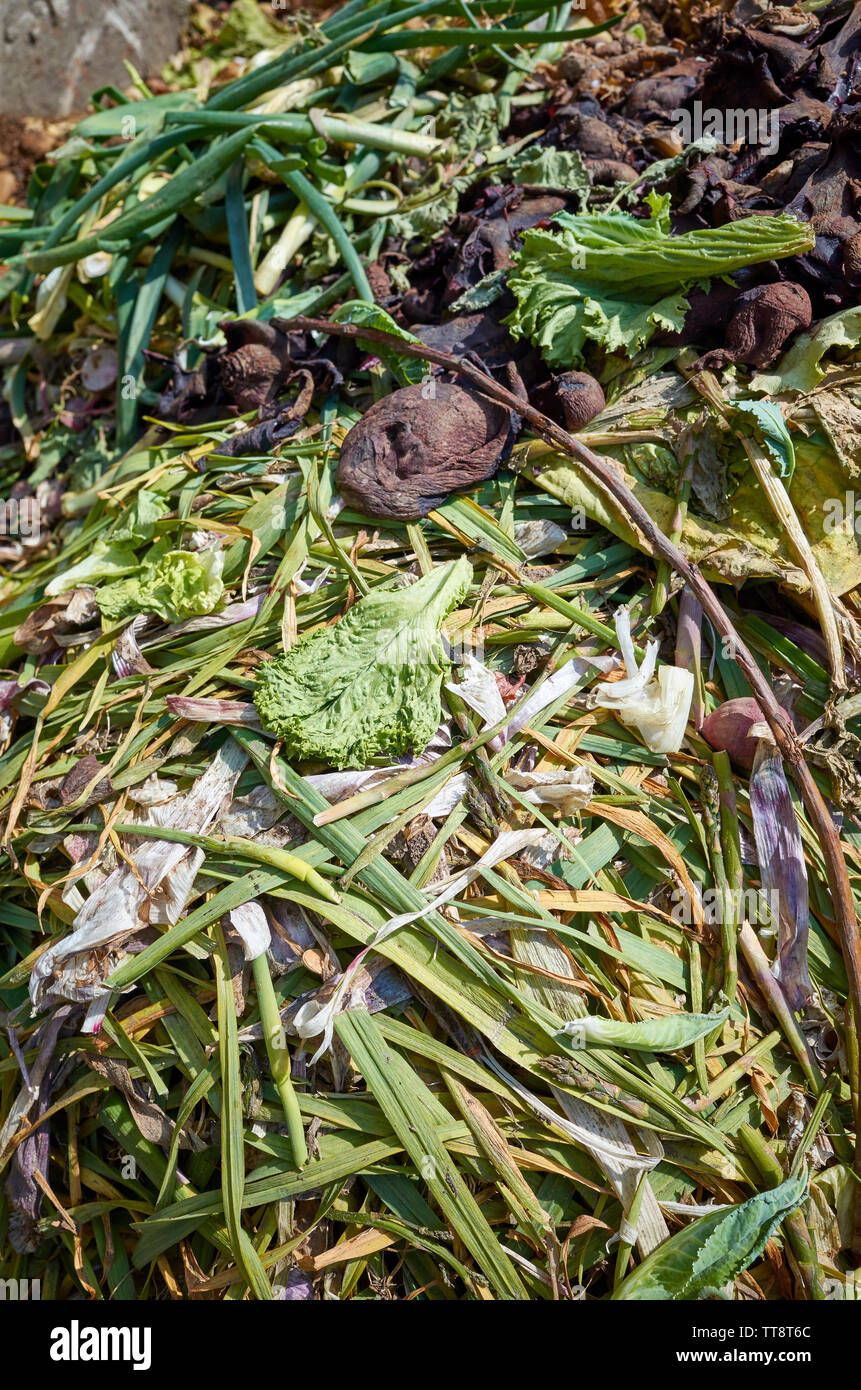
[337,380,513,520]
[219,342,288,412]
[695,282,812,371]
[555,371,606,429]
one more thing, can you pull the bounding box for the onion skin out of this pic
[701,697,765,769]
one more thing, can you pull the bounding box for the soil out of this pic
[0,115,71,206]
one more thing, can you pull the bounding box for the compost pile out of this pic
[2,0,861,1303]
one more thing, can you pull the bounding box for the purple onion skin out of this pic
[701,698,764,770]
[675,589,704,730]
[749,739,813,1013]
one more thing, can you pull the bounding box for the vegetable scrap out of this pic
[1,0,861,1308]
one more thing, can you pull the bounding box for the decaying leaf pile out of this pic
[2,0,861,1303]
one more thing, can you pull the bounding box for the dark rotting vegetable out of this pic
[553,371,606,430]
[337,379,515,519]
[694,282,813,371]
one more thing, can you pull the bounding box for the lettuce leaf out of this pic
[614,1172,808,1300]
[96,548,224,624]
[110,488,170,543]
[507,196,815,367]
[253,557,472,768]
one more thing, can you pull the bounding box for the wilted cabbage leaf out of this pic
[507,195,815,366]
[96,547,224,623]
[751,305,861,395]
[254,557,472,768]
[519,423,861,595]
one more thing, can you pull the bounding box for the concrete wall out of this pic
[0,1,191,117]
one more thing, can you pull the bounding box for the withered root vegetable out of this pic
[337,380,514,519]
[554,371,606,430]
[695,282,812,372]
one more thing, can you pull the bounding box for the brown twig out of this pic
[281,313,861,1233]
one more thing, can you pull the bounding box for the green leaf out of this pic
[507,205,815,367]
[501,144,590,194]
[110,488,170,543]
[526,419,861,594]
[733,400,795,483]
[336,1008,528,1299]
[96,546,224,623]
[253,556,472,768]
[226,159,256,317]
[332,298,424,385]
[213,924,273,1300]
[558,1006,730,1052]
[751,304,861,395]
[209,0,290,54]
[44,541,139,596]
[614,1172,808,1299]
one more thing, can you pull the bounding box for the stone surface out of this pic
[0,1,191,117]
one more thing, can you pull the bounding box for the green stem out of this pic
[713,751,742,1008]
[256,147,374,303]
[251,954,307,1169]
[107,821,341,903]
[614,1171,648,1290]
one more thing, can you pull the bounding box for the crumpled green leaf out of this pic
[506,196,815,368]
[387,179,470,247]
[208,0,289,54]
[614,1171,808,1300]
[96,547,224,624]
[501,145,590,194]
[110,488,170,544]
[751,306,861,395]
[253,557,472,769]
